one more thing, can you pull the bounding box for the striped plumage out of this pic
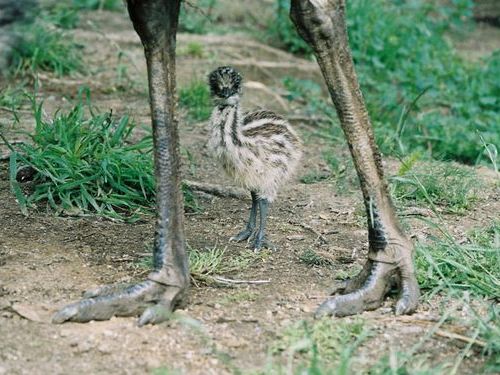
[208,107,302,201]
[209,106,302,202]
[208,66,302,250]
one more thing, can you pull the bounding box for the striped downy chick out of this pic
[208,66,302,250]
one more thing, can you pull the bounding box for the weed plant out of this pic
[139,245,259,285]
[178,42,205,58]
[42,3,80,29]
[11,20,83,76]
[273,0,499,165]
[391,159,479,213]
[40,0,124,30]
[179,80,212,121]
[416,220,500,299]
[299,249,334,267]
[5,89,198,221]
[271,318,370,373]
[0,85,27,111]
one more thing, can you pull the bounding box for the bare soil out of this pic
[0,7,498,375]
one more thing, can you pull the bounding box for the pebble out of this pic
[98,343,113,354]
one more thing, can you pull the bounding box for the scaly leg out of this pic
[290,0,419,317]
[230,191,258,242]
[53,0,189,326]
[252,197,276,251]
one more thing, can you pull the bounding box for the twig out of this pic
[402,207,435,217]
[0,140,25,145]
[379,315,487,348]
[184,179,247,199]
[0,106,31,115]
[434,329,487,348]
[37,73,88,87]
[0,106,17,113]
[212,276,271,285]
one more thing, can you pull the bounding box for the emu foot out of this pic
[229,228,276,251]
[53,280,186,326]
[252,236,276,252]
[230,227,255,242]
[316,258,419,318]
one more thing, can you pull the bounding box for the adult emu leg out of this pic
[290,0,419,316]
[53,0,189,326]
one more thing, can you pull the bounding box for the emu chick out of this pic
[208,66,302,250]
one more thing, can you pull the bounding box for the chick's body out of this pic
[209,107,302,202]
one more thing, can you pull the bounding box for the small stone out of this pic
[0,299,11,310]
[77,340,95,353]
[102,330,116,338]
[98,344,113,354]
[301,304,314,313]
[378,307,392,314]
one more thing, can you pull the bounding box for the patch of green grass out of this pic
[178,42,205,58]
[272,1,500,166]
[218,290,258,305]
[299,171,330,185]
[369,298,498,374]
[42,3,80,29]
[190,245,261,284]
[179,80,212,121]
[11,20,83,77]
[416,237,499,299]
[299,249,334,267]
[139,245,260,285]
[467,221,500,249]
[4,89,199,221]
[391,160,479,213]
[112,50,137,92]
[404,164,499,299]
[369,353,450,375]
[415,215,500,299]
[270,318,370,373]
[0,85,27,111]
[179,0,217,34]
[150,368,180,375]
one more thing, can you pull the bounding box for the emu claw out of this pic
[138,304,172,326]
[395,273,420,315]
[252,237,276,252]
[230,228,255,242]
[316,260,419,318]
[53,280,184,325]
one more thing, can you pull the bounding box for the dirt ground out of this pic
[0,6,499,375]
